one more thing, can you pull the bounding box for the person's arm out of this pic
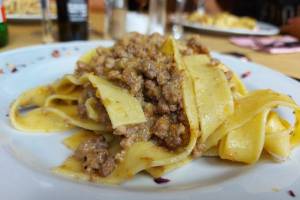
[281,17,300,39]
[204,0,222,14]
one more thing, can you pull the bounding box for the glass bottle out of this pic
[147,0,166,35]
[0,0,8,47]
[105,0,127,39]
[40,0,54,43]
[172,0,186,39]
[56,0,89,41]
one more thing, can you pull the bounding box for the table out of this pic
[197,35,300,80]
[1,13,300,79]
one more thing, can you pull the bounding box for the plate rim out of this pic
[171,16,279,36]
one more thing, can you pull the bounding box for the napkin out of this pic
[230,36,300,54]
[126,12,149,34]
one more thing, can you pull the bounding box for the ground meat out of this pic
[185,35,209,54]
[114,150,126,163]
[162,79,182,105]
[169,104,178,112]
[122,67,143,95]
[76,61,92,75]
[113,123,151,149]
[119,136,136,149]
[77,104,87,118]
[179,46,194,56]
[209,58,220,67]
[148,32,166,48]
[113,45,130,58]
[225,70,233,81]
[120,132,150,149]
[157,99,171,114]
[75,32,191,153]
[177,109,188,125]
[82,83,96,99]
[144,80,161,100]
[114,58,129,70]
[77,83,111,126]
[152,116,187,150]
[107,70,122,81]
[74,136,116,177]
[113,124,149,137]
[208,58,233,81]
[95,102,111,125]
[104,57,115,69]
[152,116,170,138]
[156,69,171,85]
[164,123,186,150]
[77,83,97,118]
[138,59,158,79]
[93,64,104,76]
[143,103,156,117]
[192,139,206,158]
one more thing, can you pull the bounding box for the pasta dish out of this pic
[4,0,56,15]
[9,33,300,184]
[187,12,257,30]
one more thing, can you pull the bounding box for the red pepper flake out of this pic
[0,69,3,74]
[241,71,251,79]
[11,68,18,73]
[51,50,61,58]
[153,177,170,184]
[288,190,296,198]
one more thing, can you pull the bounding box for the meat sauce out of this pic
[74,33,208,177]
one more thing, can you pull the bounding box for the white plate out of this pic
[7,14,57,21]
[173,18,279,36]
[0,41,300,200]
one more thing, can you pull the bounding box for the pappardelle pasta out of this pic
[10,33,300,184]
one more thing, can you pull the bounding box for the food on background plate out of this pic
[187,12,257,30]
[4,0,56,16]
[9,33,300,185]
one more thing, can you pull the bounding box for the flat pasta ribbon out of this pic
[184,55,234,142]
[219,109,270,164]
[264,112,292,160]
[205,90,299,150]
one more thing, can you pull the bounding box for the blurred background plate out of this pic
[172,17,279,36]
[4,0,57,21]
[7,14,56,21]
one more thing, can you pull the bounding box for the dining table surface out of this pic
[1,12,300,79]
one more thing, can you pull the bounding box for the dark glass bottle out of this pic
[0,0,8,47]
[56,0,89,41]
